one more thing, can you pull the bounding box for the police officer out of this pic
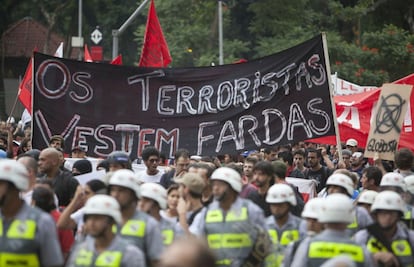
[283,197,325,267]
[66,195,146,267]
[324,173,373,236]
[380,172,414,230]
[354,191,414,267]
[356,190,378,215]
[265,183,304,267]
[190,167,269,267]
[109,169,164,267]
[139,182,179,247]
[290,193,373,267]
[0,159,63,267]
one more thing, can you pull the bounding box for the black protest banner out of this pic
[32,34,336,159]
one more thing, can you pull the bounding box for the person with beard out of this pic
[0,159,63,267]
[139,183,179,247]
[109,169,163,267]
[246,161,275,217]
[66,195,146,267]
[303,148,333,193]
[354,191,414,267]
[190,167,268,267]
[264,183,304,267]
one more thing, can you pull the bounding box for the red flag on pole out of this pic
[18,48,38,114]
[111,54,123,65]
[84,44,93,62]
[18,58,33,114]
[138,0,172,67]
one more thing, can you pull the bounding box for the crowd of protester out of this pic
[1,118,414,267]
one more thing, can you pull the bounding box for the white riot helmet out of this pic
[109,169,141,198]
[301,197,324,220]
[371,191,406,215]
[326,173,354,196]
[211,167,242,193]
[318,193,355,224]
[83,195,122,225]
[404,175,414,194]
[0,159,29,191]
[140,183,167,209]
[380,172,406,192]
[266,183,297,206]
[357,190,378,205]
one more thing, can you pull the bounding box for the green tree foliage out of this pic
[2,0,414,86]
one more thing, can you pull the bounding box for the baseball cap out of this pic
[346,138,358,147]
[174,173,205,194]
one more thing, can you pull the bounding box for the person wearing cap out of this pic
[139,183,179,247]
[175,172,205,234]
[66,195,146,267]
[49,135,65,149]
[72,159,93,176]
[291,193,373,267]
[109,169,164,267]
[264,183,304,267]
[71,146,86,159]
[346,138,359,154]
[354,191,414,266]
[0,159,64,266]
[356,190,378,215]
[283,197,325,267]
[107,151,132,172]
[323,172,373,236]
[190,167,269,267]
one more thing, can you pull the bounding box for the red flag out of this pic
[18,58,33,114]
[84,44,93,62]
[138,0,172,67]
[111,54,123,65]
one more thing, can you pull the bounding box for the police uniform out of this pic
[0,202,63,267]
[160,216,179,247]
[190,197,266,267]
[265,213,303,267]
[67,235,146,267]
[114,210,164,264]
[290,229,373,267]
[346,205,373,236]
[354,223,414,267]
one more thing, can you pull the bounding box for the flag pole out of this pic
[8,76,22,121]
[218,0,224,65]
[322,32,342,160]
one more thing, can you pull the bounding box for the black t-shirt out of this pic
[246,190,271,217]
[304,166,332,192]
[40,170,79,207]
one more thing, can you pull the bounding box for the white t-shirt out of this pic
[136,169,164,183]
[70,207,85,237]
